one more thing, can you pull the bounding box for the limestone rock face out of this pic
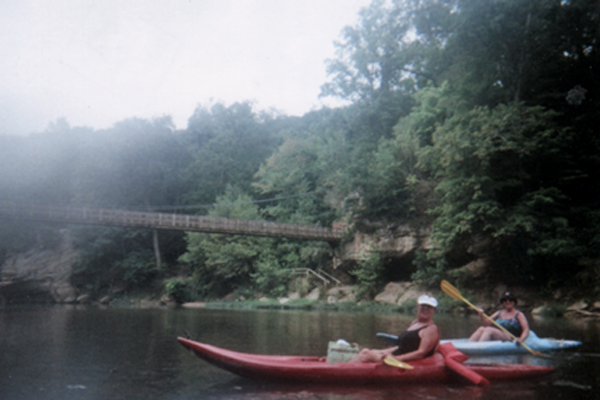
[336,223,431,263]
[395,286,422,306]
[375,282,413,304]
[306,287,320,300]
[326,285,356,303]
[567,300,588,312]
[531,305,549,315]
[0,230,78,304]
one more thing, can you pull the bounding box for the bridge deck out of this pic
[0,203,343,242]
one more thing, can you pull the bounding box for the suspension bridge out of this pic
[0,202,344,243]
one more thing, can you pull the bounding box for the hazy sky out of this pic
[1,0,373,136]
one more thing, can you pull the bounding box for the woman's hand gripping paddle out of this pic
[440,280,547,358]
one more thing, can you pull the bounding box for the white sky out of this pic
[1,0,373,136]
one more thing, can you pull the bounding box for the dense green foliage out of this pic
[165,278,194,304]
[351,252,385,301]
[0,0,598,299]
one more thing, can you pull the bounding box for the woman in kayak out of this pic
[348,294,440,363]
[468,291,530,344]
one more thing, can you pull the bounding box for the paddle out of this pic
[440,280,546,358]
[383,355,414,370]
[377,332,399,346]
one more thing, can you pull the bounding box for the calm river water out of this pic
[0,304,598,400]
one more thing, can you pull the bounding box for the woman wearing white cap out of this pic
[349,294,440,363]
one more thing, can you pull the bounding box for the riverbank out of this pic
[1,238,597,319]
[99,282,600,320]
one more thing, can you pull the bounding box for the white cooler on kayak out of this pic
[326,339,360,363]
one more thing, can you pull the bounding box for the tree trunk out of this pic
[153,229,162,269]
[514,12,531,102]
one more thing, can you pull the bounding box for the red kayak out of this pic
[177,337,554,385]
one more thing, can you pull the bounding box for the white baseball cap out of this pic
[418,294,438,308]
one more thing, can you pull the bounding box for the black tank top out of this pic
[392,324,436,357]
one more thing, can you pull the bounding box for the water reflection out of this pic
[205,380,490,400]
[0,305,597,400]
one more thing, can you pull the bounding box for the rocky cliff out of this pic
[336,222,432,262]
[0,229,78,304]
[332,221,433,282]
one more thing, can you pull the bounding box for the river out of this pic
[0,304,597,399]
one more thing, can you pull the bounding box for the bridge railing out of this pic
[0,202,344,242]
[291,268,342,286]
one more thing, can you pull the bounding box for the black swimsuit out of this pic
[392,324,437,357]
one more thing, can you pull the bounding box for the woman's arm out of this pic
[515,312,530,343]
[480,310,499,326]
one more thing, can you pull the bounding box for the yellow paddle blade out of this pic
[383,355,414,370]
[440,280,463,301]
[441,280,477,310]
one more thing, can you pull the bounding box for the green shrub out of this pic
[397,299,418,314]
[351,252,384,300]
[251,256,290,298]
[166,278,193,303]
[118,250,159,288]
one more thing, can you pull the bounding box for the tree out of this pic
[320,0,457,102]
[179,186,276,298]
[73,117,187,208]
[71,116,190,270]
[253,131,340,225]
[317,0,459,218]
[71,227,163,295]
[321,0,430,146]
[357,83,466,219]
[181,102,281,207]
[412,101,582,283]
[321,0,412,102]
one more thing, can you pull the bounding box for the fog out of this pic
[0,0,372,136]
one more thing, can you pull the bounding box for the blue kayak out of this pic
[377,331,582,356]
